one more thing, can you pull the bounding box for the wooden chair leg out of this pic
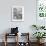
[4,41,7,46]
[4,33,7,46]
[17,34,18,46]
[15,33,18,46]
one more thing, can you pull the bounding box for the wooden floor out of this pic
[0,42,46,46]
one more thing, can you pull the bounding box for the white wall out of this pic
[0,0,37,42]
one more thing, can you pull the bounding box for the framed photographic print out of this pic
[11,6,24,21]
[36,0,46,26]
[37,0,46,20]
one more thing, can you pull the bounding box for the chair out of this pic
[18,33,30,46]
[4,27,19,46]
[4,33,18,46]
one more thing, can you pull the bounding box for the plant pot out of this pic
[37,39,40,43]
[40,38,45,43]
[37,39,45,44]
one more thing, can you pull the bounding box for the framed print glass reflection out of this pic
[37,0,46,20]
[11,6,24,21]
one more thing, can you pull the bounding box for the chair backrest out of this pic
[18,33,29,42]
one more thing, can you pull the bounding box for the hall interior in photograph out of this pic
[0,0,46,46]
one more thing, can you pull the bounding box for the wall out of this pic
[0,0,36,42]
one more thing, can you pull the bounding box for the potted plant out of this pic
[33,32,46,43]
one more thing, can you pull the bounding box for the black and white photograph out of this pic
[12,6,24,21]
